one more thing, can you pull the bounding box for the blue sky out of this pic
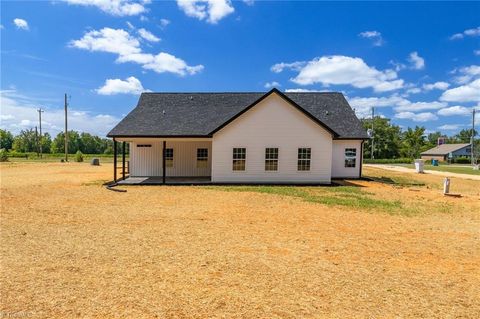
[1,0,479,137]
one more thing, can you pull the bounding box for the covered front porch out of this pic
[113,137,212,184]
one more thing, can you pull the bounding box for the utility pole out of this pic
[37,108,44,158]
[371,107,375,160]
[472,108,476,165]
[35,126,39,157]
[64,94,68,162]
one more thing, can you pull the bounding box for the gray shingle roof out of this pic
[421,143,471,155]
[107,89,368,139]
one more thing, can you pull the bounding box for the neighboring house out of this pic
[107,88,368,184]
[420,143,472,161]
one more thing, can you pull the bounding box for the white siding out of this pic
[129,140,211,177]
[331,140,362,178]
[211,93,333,183]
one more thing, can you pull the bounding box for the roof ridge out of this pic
[140,91,342,95]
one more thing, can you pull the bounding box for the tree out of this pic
[0,129,14,150]
[51,131,82,154]
[361,117,402,159]
[401,126,426,158]
[426,131,442,148]
[452,129,477,143]
[12,129,38,153]
[40,133,52,154]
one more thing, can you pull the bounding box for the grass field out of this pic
[1,162,479,318]
[393,163,480,175]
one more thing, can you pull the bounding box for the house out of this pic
[107,88,368,184]
[420,143,472,161]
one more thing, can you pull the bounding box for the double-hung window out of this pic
[165,148,174,167]
[345,148,356,168]
[232,148,246,171]
[297,148,311,171]
[265,148,279,171]
[197,148,208,168]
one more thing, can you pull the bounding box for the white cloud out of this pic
[474,50,480,56]
[423,81,449,91]
[438,124,464,130]
[126,21,135,29]
[177,0,234,24]
[440,78,480,103]
[96,76,146,95]
[264,81,280,89]
[358,30,384,46]
[64,0,150,16]
[451,65,480,84]
[279,55,403,92]
[395,111,438,122]
[0,24,5,30]
[408,51,425,70]
[243,0,255,6]
[138,28,160,42]
[348,95,407,118]
[13,18,29,30]
[284,88,322,93]
[437,105,472,117]
[449,26,480,40]
[405,87,422,94]
[270,61,306,73]
[69,27,141,56]
[159,18,170,28]
[0,90,119,136]
[395,101,447,112]
[70,27,203,76]
[141,52,204,75]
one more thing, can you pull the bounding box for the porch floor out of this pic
[116,176,212,185]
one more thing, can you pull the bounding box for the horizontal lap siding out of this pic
[212,94,332,183]
[331,140,362,178]
[130,141,211,177]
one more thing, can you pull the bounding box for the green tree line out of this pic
[0,129,122,154]
[360,117,478,159]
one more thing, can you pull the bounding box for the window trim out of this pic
[344,148,357,168]
[297,147,311,171]
[196,148,208,168]
[164,148,174,168]
[232,147,247,172]
[137,144,152,148]
[265,147,279,172]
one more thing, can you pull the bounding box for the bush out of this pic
[363,158,413,164]
[454,157,471,164]
[75,151,84,162]
[0,149,9,162]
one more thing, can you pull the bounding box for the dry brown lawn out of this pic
[1,162,479,318]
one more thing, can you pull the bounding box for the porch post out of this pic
[162,140,166,184]
[122,141,126,180]
[113,138,117,182]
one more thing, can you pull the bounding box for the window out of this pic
[265,148,279,171]
[197,148,208,168]
[137,144,151,147]
[297,148,311,171]
[164,148,173,167]
[232,148,246,171]
[345,148,357,168]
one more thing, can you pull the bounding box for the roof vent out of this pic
[189,96,193,100]
[325,110,329,115]
[162,110,166,115]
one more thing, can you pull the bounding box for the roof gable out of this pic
[421,143,471,155]
[210,89,337,137]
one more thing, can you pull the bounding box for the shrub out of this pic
[454,157,471,164]
[0,149,9,162]
[363,158,413,164]
[75,150,84,162]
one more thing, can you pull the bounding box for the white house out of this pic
[107,89,368,184]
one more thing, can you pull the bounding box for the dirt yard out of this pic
[1,162,479,318]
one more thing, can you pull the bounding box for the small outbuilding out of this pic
[420,143,471,161]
